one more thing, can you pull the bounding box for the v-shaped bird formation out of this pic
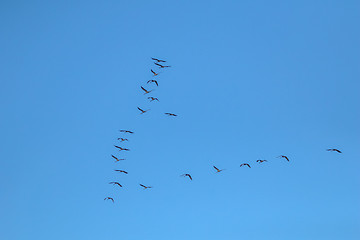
[103,57,343,203]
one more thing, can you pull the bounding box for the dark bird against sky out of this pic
[213,166,224,173]
[119,130,134,134]
[151,69,159,77]
[256,160,268,163]
[147,80,158,86]
[141,86,153,95]
[111,155,125,162]
[104,197,114,203]
[109,182,123,187]
[240,163,251,168]
[181,174,192,180]
[115,170,128,174]
[137,107,149,114]
[278,155,289,161]
[165,113,177,117]
[148,97,159,102]
[140,184,152,189]
[114,145,130,151]
[151,57,166,63]
[327,148,342,153]
[154,62,171,68]
[117,138,128,142]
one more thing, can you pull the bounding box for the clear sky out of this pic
[1,1,359,239]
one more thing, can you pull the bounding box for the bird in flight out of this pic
[256,160,268,163]
[114,145,130,151]
[326,148,342,153]
[117,138,128,142]
[240,163,251,168]
[278,155,289,161]
[115,170,128,174]
[109,182,122,187]
[147,80,158,86]
[165,113,177,117]
[151,57,166,63]
[111,155,125,162]
[104,197,114,203]
[154,62,171,68]
[141,86,152,95]
[119,130,134,134]
[151,69,159,76]
[180,174,192,180]
[139,184,152,189]
[148,97,159,102]
[213,166,224,173]
[137,107,150,114]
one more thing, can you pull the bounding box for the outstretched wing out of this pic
[141,86,147,92]
[213,166,219,171]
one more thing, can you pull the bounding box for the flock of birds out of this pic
[104,57,343,203]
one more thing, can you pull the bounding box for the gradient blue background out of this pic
[1,1,359,239]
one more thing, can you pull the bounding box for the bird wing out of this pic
[151,69,156,74]
[138,107,143,112]
[188,175,192,180]
[141,86,147,92]
[154,80,158,86]
[140,184,146,188]
[213,166,219,171]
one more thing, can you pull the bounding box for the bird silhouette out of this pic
[326,148,342,153]
[119,130,134,134]
[180,174,192,180]
[147,80,158,86]
[111,155,125,162]
[139,184,152,189]
[141,86,153,95]
[109,182,122,187]
[137,107,150,114]
[165,113,177,117]
[256,160,268,163]
[148,97,159,102]
[115,170,128,174]
[104,197,114,203]
[278,155,289,161]
[151,69,159,76]
[154,62,171,68]
[240,163,251,168]
[117,138,128,142]
[213,166,224,173]
[114,145,130,151]
[151,58,166,63]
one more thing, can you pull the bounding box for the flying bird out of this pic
[139,184,152,189]
[326,148,342,153]
[109,182,122,187]
[278,155,289,161]
[180,174,192,180]
[154,62,171,68]
[104,197,114,203]
[148,97,159,102]
[137,107,149,114]
[256,160,268,163]
[141,86,152,95]
[151,69,159,76]
[151,57,166,63]
[114,145,130,151]
[117,138,128,142]
[115,170,128,174]
[147,80,158,86]
[165,113,177,117]
[213,166,224,173]
[111,155,125,162]
[119,130,134,134]
[240,163,251,168]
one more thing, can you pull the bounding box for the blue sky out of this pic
[1,1,359,239]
